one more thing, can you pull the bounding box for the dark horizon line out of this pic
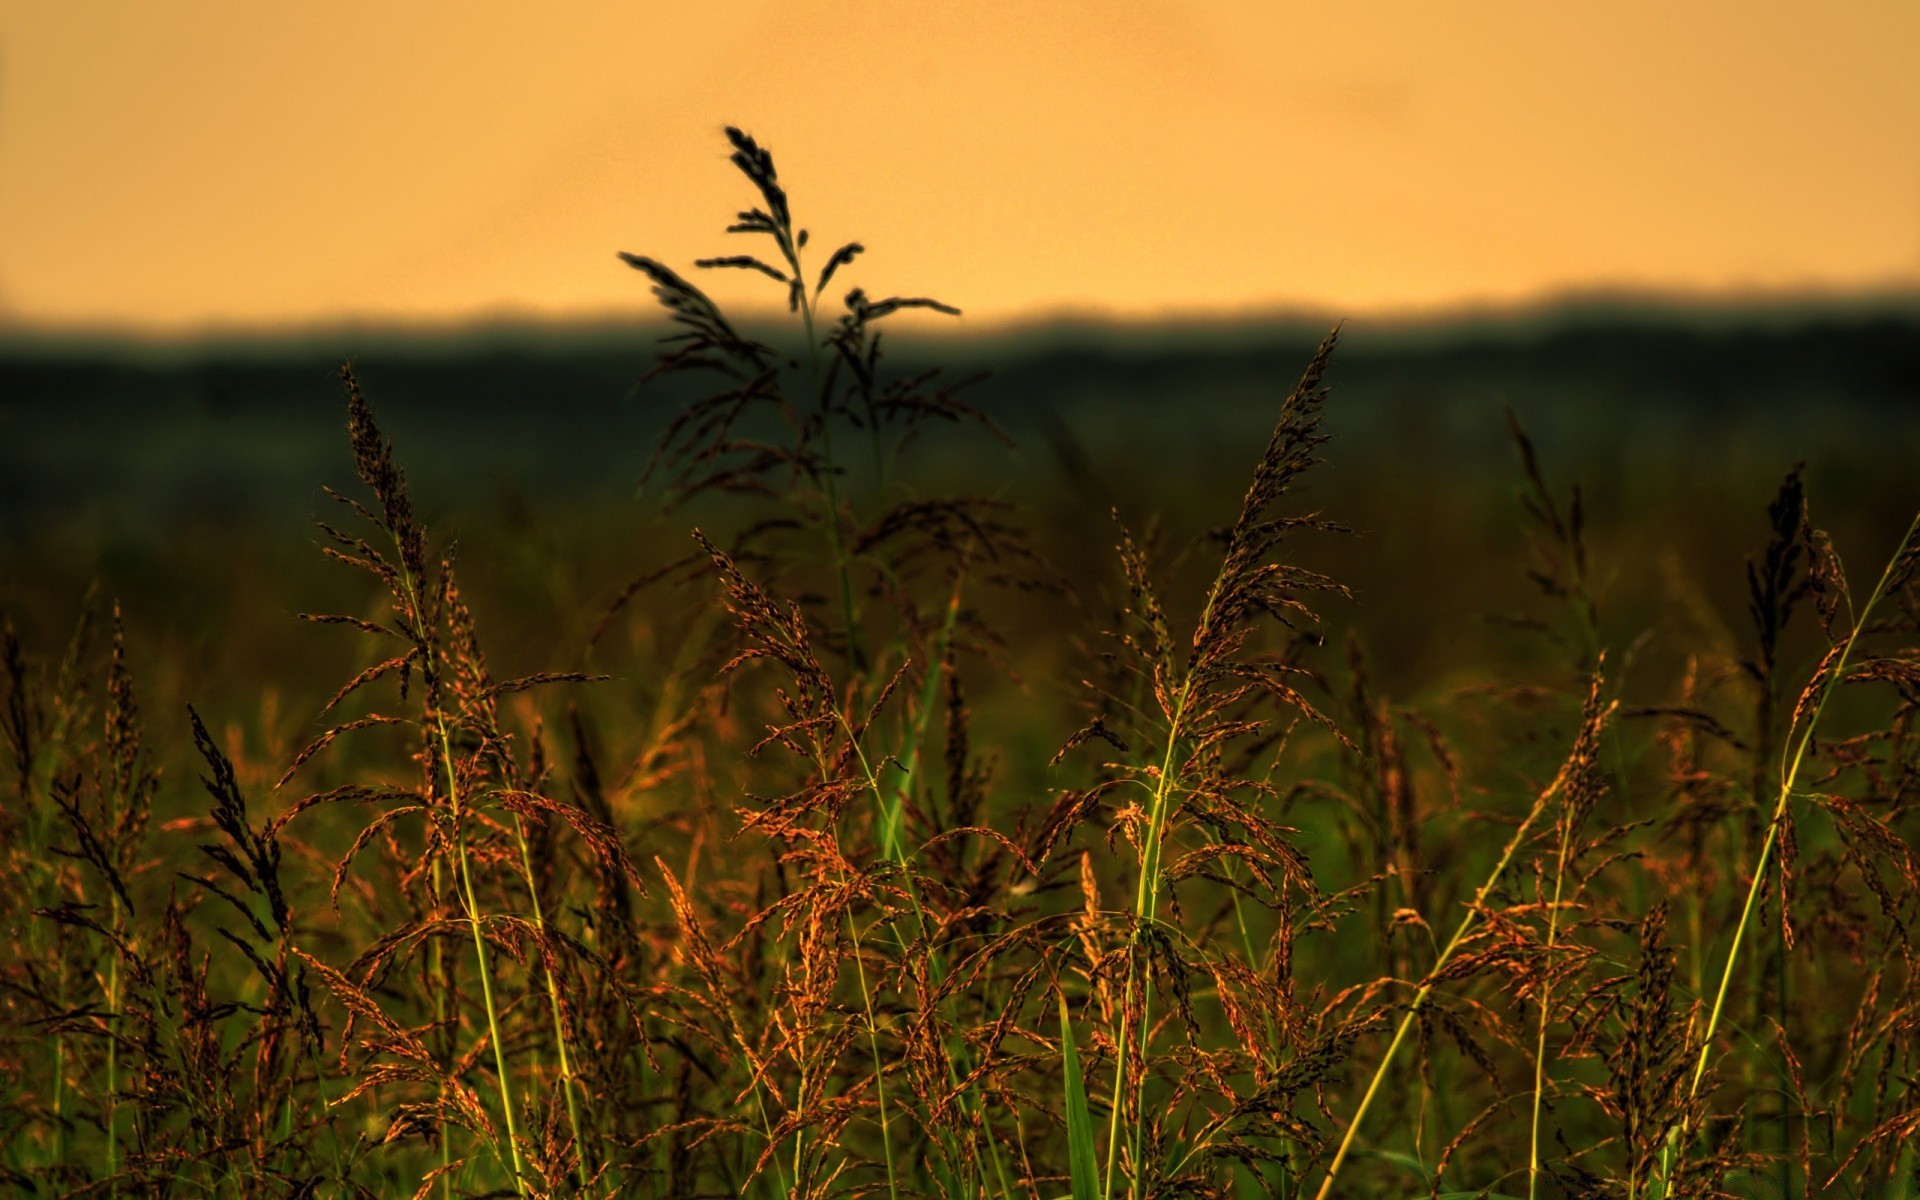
[4,283,1917,362]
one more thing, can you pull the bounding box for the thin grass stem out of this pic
[1103,683,1193,1200]
[104,894,121,1200]
[846,908,900,1200]
[1660,511,1918,1185]
[450,788,529,1195]
[507,816,593,1191]
[1313,723,1601,1200]
[1530,825,1575,1200]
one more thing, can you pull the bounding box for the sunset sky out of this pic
[3,1,1917,335]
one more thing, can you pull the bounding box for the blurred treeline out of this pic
[2,302,1915,725]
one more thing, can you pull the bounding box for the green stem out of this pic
[449,781,529,1195]
[388,535,527,1195]
[105,903,120,1200]
[847,909,900,1200]
[1660,510,1918,1186]
[1530,828,1574,1200]
[880,574,965,861]
[1314,739,1584,1200]
[509,817,593,1191]
[430,693,525,1195]
[53,1030,67,1169]
[840,706,1010,1197]
[431,855,453,1200]
[1103,684,1192,1200]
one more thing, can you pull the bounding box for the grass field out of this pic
[4,129,1919,1200]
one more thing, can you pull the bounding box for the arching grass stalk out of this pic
[1660,510,1920,1186]
[1315,686,1613,1200]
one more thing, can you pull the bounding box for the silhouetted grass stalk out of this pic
[790,220,863,675]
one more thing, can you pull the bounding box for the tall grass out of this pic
[2,127,1918,1200]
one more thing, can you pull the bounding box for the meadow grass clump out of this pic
[1,126,1918,1200]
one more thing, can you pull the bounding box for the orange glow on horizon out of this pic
[2,1,1917,335]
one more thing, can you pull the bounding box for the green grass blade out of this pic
[1060,992,1101,1200]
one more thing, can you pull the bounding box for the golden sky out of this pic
[3,1,1917,334]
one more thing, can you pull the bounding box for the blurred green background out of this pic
[3,299,1916,725]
